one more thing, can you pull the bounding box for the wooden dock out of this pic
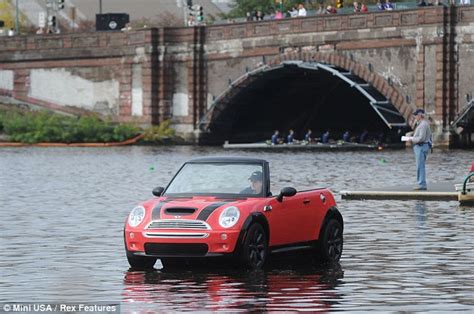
[340,182,459,201]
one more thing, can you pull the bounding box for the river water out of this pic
[0,146,473,312]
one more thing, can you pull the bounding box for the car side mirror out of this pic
[276,187,297,202]
[152,186,165,197]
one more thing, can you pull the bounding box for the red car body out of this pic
[124,157,343,269]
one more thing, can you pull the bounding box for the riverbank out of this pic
[0,106,181,145]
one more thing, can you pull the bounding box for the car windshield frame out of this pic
[163,160,269,198]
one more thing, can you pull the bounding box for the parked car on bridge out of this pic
[124,157,343,270]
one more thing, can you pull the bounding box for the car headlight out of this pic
[219,206,240,228]
[128,206,145,227]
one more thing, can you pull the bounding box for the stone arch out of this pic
[273,51,415,123]
[200,51,416,133]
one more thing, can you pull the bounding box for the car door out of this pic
[264,190,318,246]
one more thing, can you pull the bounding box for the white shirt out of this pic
[298,8,307,17]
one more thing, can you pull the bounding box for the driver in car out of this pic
[240,171,263,194]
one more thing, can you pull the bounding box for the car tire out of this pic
[126,249,157,270]
[315,218,343,263]
[241,223,268,269]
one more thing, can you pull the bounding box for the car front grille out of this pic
[147,219,211,230]
[144,243,209,256]
[143,232,209,239]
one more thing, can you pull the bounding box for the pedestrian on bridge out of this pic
[408,109,432,190]
[297,4,307,17]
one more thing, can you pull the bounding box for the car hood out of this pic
[149,197,248,222]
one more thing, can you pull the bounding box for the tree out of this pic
[227,0,305,18]
[0,0,30,32]
[0,0,16,29]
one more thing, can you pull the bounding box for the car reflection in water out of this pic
[122,255,344,312]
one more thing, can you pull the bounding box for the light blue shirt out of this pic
[412,119,432,144]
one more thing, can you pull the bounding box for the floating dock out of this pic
[340,182,473,203]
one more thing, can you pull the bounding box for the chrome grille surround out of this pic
[146,219,212,230]
[143,232,209,239]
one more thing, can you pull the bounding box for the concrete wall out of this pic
[0,70,14,92]
[29,68,120,114]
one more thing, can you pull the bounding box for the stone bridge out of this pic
[0,6,473,146]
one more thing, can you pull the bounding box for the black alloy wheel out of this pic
[242,223,268,269]
[318,219,343,263]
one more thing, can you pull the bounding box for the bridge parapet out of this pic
[205,6,474,41]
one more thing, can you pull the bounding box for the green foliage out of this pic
[0,0,31,33]
[113,123,141,142]
[227,0,303,18]
[143,120,176,143]
[0,109,5,132]
[0,109,141,144]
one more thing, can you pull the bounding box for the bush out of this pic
[0,109,5,132]
[0,109,142,144]
[143,120,176,143]
[113,123,141,142]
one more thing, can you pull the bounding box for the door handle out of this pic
[303,199,311,204]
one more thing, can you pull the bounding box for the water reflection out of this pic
[415,200,427,228]
[122,259,344,312]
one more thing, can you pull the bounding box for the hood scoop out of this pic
[164,207,197,216]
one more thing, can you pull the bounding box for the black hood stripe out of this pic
[151,201,169,220]
[196,202,229,221]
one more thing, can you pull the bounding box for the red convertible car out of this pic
[124,157,343,270]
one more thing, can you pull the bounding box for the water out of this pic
[0,146,473,311]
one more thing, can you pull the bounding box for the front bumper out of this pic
[125,228,241,257]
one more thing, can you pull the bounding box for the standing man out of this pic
[408,109,432,190]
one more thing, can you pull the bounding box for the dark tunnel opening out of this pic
[206,64,409,145]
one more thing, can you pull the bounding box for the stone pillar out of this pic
[432,6,458,147]
[118,63,132,118]
[187,26,207,143]
[156,28,173,124]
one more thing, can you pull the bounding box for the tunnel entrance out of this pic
[201,61,408,145]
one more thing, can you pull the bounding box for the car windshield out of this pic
[164,162,264,196]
